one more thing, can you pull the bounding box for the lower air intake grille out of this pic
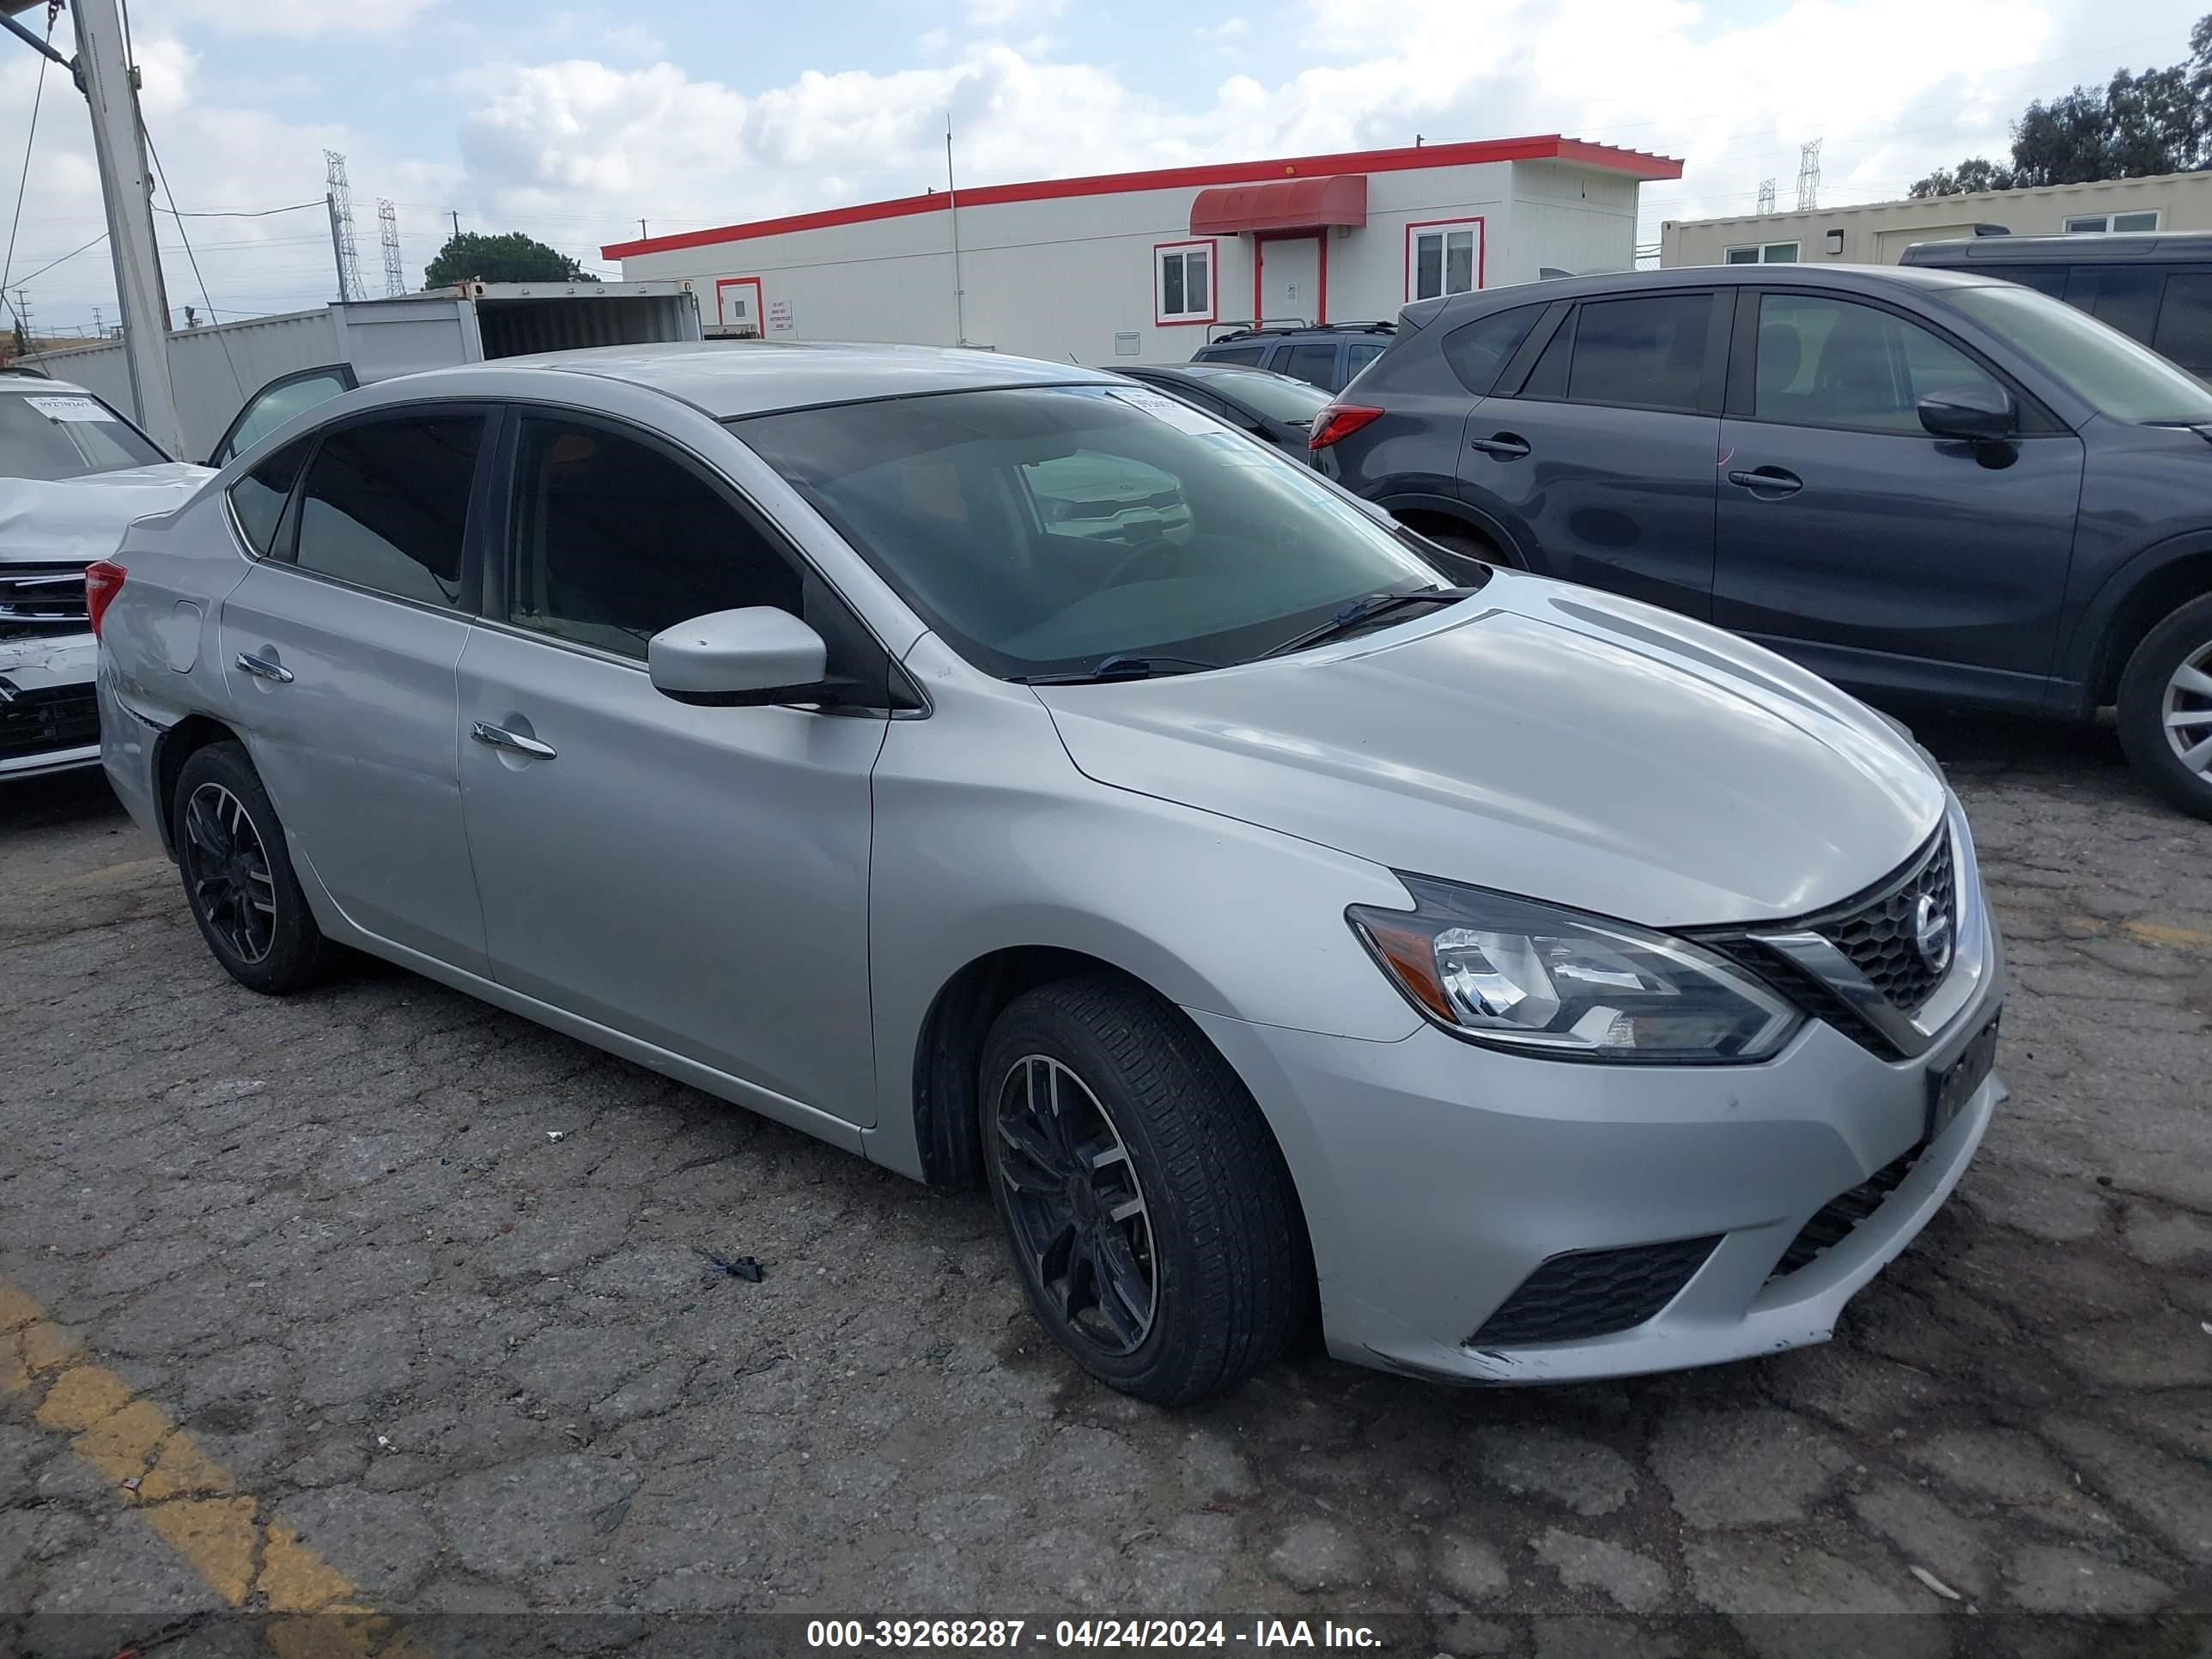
[1469,1234,1723,1347]
[1770,1151,1919,1279]
[0,684,100,763]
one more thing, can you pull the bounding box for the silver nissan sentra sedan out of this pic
[91,342,2004,1405]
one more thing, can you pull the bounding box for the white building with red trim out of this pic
[603,136,1682,364]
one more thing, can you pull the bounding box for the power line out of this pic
[145,128,247,404]
[163,200,328,219]
[2,3,58,318]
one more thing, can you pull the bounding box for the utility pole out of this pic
[43,0,185,454]
[638,218,647,240]
[324,150,363,301]
[945,112,967,347]
[1796,139,1822,213]
[450,210,460,239]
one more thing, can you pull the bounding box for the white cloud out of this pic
[1199,17,1254,40]
[963,0,1066,27]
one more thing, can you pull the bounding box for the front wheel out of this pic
[979,978,1310,1406]
[172,740,342,994]
[2117,593,2212,822]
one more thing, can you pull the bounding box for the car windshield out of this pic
[1182,368,1333,424]
[732,385,1453,680]
[0,388,167,480]
[1942,283,2212,424]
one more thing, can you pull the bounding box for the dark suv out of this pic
[1312,264,2212,818]
[1191,322,1395,393]
[1899,230,2212,379]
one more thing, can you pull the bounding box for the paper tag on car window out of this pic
[25,395,117,423]
[1107,388,1221,437]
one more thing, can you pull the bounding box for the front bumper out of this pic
[1,632,99,779]
[1191,917,2003,1386]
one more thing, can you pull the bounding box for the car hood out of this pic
[1033,574,1948,927]
[0,463,216,565]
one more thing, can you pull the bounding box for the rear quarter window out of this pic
[228,440,310,558]
[1442,305,1544,395]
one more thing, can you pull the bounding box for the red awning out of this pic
[1189,173,1368,235]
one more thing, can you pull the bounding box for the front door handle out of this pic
[234,650,293,684]
[1727,466,1803,495]
[1469,433,1532,460]
[471,720,556,760]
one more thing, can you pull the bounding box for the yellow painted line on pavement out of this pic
[2122,919,2212,951]
[1,1278,416,1652]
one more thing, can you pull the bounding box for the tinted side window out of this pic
[1281,343,1342,392]
[508,416,800,659]
[2065,265,2165,344]
[1443,305,1542,395]
[2152,272,2212,370]
[1344,343,1385,383]
[1975,265,2069,300]
[294,415,483,605]
[1200,346,1266,367]
[216,368,350,467]
[1753,293,2003,433]
[1566,295,1711,411]
[228,440,310,557]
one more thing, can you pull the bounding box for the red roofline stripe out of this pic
[600,134,1683,260]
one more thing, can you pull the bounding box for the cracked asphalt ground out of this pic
[3,707,2209,1658]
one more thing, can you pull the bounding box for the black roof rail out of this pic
[1311,319,1396,332]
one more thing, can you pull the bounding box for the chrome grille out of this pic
[0,562,89,639]
[1814,832,1956,1016]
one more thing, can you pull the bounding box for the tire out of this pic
[978,976,1310,1406]
[171,740,341,994]
[2117,592,2212,822]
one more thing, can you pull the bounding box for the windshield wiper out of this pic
[1257,587,1471,659]
[1017,653,1224,685]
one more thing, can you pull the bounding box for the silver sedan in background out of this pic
[92,343,2004,1403]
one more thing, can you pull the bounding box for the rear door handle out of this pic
[471,720,556,760]
[1469,434,1531,460]
[1727,466,1803,495]
[233,650,293,684]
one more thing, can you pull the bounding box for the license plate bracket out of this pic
[1926,1013,2000,1145]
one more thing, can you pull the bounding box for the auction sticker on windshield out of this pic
[25,396,118,423]
[1107,387,1220,436]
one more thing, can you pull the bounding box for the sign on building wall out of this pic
[1113,331,1140,356]
[768,298,795,336]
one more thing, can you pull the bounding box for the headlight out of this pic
[1347,878,1802,1063]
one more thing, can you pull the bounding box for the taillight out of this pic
[1308,404,1383,450]
[84,560,126,638]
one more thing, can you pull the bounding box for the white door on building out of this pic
[1260,236,1321,324]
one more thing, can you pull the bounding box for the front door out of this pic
[1261,236,1321,325]
[216,410,490,972]
[1454,289,1725,618]
[456,410,884,1123]
[1712,289,2085,697]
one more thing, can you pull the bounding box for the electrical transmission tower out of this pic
[1796,139,1822,212]
[1756,178,1777,215]
[377,200,404,297]
[324,149,365,301]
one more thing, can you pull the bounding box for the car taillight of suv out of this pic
[1308,405,1382,450]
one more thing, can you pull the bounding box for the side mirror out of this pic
[1918,383,2014,443]
[648,607,831,708]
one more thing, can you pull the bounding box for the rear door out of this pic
[1454,287,1728,617]
[216,406,490,971]
[1711,287,2084,698]
[1279,340,1345,392]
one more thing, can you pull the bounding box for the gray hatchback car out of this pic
[93,343,2002,1403]
[1312,264,2212,819]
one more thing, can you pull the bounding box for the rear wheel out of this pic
[172,741,341,994]
[2118,593,2212,822]
[979,977,1309,1406]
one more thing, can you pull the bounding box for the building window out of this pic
[1155,240,1215,325]
[1725,241,1800,264]
[1407,222,1480,301]
[2064,211,2160,234]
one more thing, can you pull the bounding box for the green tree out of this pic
[422,231,599,288]
[1910,15,2212,197]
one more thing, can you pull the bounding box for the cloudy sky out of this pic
[0,0,2204,335]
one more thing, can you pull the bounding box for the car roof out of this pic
[1900,230,2212,265]
[1414,260,1999,328]
[391,340,1119,418]
[0,371,91,395]
[1127,362,1309,385]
